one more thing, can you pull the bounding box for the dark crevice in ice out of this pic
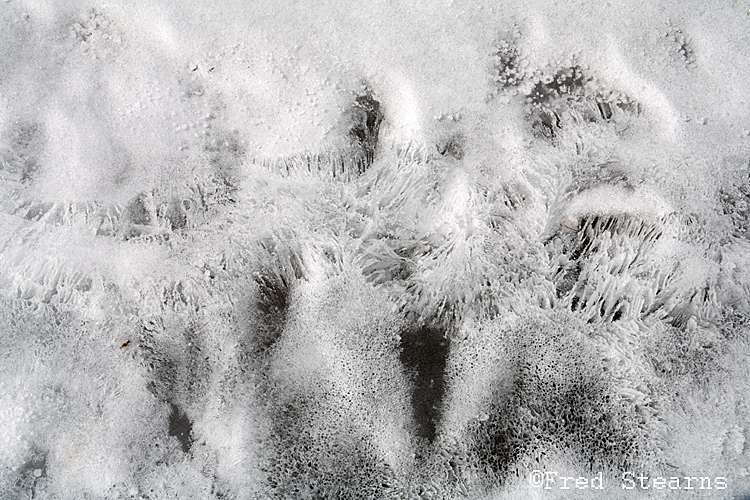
[125,192,154,226]
[253,272,291,351]
[162,198,188,230]
[500,59,644,144]
[18,452,47,479]
[720,170,750,239]
[399,326,449,442]
[349,89,384,174]
[597,101,613,120]
[9,451,47,499]
[437,132,465,160]
[529,66,589,106]
[252,238,307,352]
[532,108,562,140]
[259,88,383,180]
[168,402,193,453]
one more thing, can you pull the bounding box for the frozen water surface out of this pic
[1,0,750,498]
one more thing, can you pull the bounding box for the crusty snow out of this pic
[1,1,750,499]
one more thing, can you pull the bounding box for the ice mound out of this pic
[2,1,750,499]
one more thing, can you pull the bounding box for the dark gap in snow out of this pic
[168,402,193,453]
[437,132,465,159]
[162,198,188,230]
[252,238,307,351]
[121,192,158,240]
[348,89,383,175]
[19,453,47,477]
[596,101,613,121]
[611,305,624,322]
[526,66,588,142]
[18,452,47,480]
[720,171,750,239]
[258,89,383,181]
[125,192,154,226]
[399,326,449,442]
[260,149,372,181]
[8,451,48,499]
[531,108,562,140]
[519,63,643,146]
[492,37,523,90]
[255,274,290,318]
[253,272,291,351]
[529,66,588,106]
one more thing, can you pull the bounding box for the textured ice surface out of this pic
[1,1,750,499]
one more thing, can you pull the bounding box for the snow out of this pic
[1,0,750,498]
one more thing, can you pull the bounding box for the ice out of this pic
[2,0,750,498]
